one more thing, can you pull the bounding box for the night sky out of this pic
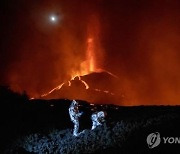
[1,0,180,105]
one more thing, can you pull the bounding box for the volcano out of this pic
[35,15,125,104]
[41,71,124,104]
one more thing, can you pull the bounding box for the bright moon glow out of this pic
[50,15,57,23]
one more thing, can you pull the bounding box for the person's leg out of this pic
[73,120,79,136]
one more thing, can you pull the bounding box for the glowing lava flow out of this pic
[41,83,64,97]
[40,73,114,98]
[40,75,90,98]
[70,75,89,89]
[78,77,89,89]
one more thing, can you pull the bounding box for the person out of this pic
[91,111,106,130]
[69,100,83,136]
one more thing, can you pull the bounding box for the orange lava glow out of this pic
[70,15,102,78]
[40,15,113,99]
[71,37,96,78]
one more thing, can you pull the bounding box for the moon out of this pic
[49,15,57,23]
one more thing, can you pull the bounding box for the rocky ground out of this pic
[1,86,180,153]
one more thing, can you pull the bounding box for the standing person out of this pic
[69,100,83,136]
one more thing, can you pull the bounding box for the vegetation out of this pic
[0,86,180,153]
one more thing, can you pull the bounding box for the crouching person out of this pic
[91,111,106,130]
[69,100,83,136]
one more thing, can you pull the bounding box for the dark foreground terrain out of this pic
[0,86,180,153]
